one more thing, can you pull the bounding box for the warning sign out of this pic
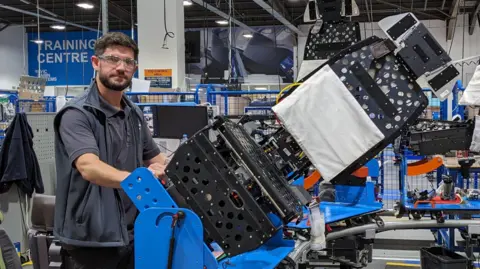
[144,69,172,88]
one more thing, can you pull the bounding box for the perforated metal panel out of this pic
[26,113,56,161]
[304,21,361,60]
[300,36,429,182]
[166,131,278,256]
[165,117,303,256]
[397,23,452,79]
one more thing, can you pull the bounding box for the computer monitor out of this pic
[151,105,209,139]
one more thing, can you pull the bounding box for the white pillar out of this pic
[137,0,185,89]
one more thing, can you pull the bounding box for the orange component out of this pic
[407,156,443,176]
[414,200,436,208]
[431,194,463,204]
[303,166,370,190]
[352,166,369,178]
[304,170,321,190]
[414,194,463,208]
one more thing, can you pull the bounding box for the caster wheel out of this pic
[276,257,296,269]
[394,202,406,218]
[410,210,424,220]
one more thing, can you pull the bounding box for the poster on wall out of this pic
[144,69,172,88]
[28,30,135,86]
[28,26,295,86]
[185,26,296,83]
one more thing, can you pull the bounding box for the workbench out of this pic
[442,156,480,189]
[421,156,480,252]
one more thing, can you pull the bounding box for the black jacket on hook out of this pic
[0,112,44,197]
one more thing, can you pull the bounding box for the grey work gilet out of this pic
[53,81,145,247]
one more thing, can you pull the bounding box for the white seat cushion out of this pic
[460,65,480,106]
[272,65,385,181]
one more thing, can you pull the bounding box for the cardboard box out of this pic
[30,102,44,112]
[19,91,42,101]
[139,88,179,103]
[215,95,251,115]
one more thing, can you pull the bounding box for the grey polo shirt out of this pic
[58,92,161,242]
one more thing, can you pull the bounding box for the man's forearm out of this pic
[78,157,130,188]
[145,152,169,166]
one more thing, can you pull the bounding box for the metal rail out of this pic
[328,220,480,241]
[289,219,480,262]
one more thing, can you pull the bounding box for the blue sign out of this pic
[28,30,135,86]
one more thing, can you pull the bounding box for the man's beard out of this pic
[99,72,131,92]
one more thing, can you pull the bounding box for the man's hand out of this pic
[148,163,166,179]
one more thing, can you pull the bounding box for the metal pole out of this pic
[102,0,109,34]
[0,4,101,32]
[36,0,40,78]
[289,219,480,262]
[190,0,256,33]
[228,0,232,83]
[130,0,134,39]
[251,0,304,36]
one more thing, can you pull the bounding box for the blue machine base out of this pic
[405,200,480,211]
[287,182,383,229]
[121,168,295,269]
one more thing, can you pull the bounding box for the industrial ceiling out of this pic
[0,0,479,38]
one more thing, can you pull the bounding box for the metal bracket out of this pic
[311,19,323,34]
[370,39,397,59]
[364,229,376,239]
[468,224,480,235]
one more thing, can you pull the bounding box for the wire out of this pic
[276,83,302,104]
[162,0,175,49]
[156,141,176,154]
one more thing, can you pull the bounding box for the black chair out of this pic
[28,194,62,269]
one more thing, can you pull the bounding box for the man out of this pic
[53,32,167,269]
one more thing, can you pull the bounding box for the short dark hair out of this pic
[94,32,139,59]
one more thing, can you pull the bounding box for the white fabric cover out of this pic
[297,59,327,81]
[470,116,480,152]
[272,65,385,181]
[460,65,480,106]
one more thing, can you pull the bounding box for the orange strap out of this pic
[352,166,369,178]
[407,156,443,176]
[303,166,369,190]
[304,170,321,190]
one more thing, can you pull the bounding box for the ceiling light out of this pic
[32,39,44,44]
[243,33,253,38]
[255,87,267,90]
[215,20,228,25]
[50,24,65,30]
[183,0,193,6]
[76,2,94,9]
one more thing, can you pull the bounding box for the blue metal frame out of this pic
[135,102,198,107]
[126,91,201,104]
[287,182,383,229]
[121,168,295,269]
[442,80,466,121]
[202,86,280,116]
[398,150,480,252]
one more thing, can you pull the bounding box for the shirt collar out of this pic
[97,89,131,118]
